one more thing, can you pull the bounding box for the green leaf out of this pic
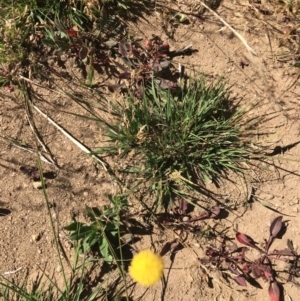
[99,239,113,263]
[86,206,102,221]
[64,222,85,231]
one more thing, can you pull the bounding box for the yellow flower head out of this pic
[129,249,164,287]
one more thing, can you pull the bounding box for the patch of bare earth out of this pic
[1,0,300,300]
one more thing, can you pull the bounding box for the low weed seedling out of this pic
[65,195,129,263]
[0,0,89,62]
[0,0,92,91]
[109,36,192,96]
[0,0,133,89]
[157,198,221,256]
[200,216,300,301]
[41,22,114,86]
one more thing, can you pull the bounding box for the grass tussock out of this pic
[94,77,261,210]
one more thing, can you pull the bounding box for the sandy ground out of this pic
[1,0,300,300]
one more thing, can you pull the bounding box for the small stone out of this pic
[182,216,189,222]
[31,234,40,242]
[194,243,200,248]
[83,191,88,197]
[32,182,43,189]
[122,233,133,244]
[66,144,73,151]
[265,194,275,201]
[56,265,62,272]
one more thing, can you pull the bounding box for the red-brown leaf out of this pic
[263,268,273,279]
[159,239,179,256]
[270,216,283,238]
[107,84,122,93]
[158,78,178,89]
[144,38,152,49]
[228,243,238,253]
[269,248,294,256]
[210,207,221,218]
[236,232,256,248]
[242,263,251,275]
[119,41,128,58]
[178,199,188,214]
[118,72,131,79]
[235,275,247,287]
[130,44,139,57]
[113,60,129,72]
[268,281,280,301]
[66,29,78,38]
[252,263,264,278]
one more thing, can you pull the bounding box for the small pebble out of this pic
[122,233,134,244]
[56,265,62,272]
[194,243,200,248]
[182,216,189,222]
[66,144,73,151]
[32,182,43,189]
[265,194,275,201]
[31,234,40,242]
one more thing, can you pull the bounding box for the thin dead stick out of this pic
[198,1,257,56]
[279,69,300,100]
[19,75,58,93]
[33,105,108,171]
[2,267,22,275]
[19,75,105,121]
[0,132,56,165]
[11,144,55,165]
[24,96,58,167]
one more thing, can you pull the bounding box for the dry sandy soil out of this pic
[1,0,300,300]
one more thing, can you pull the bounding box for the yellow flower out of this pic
[129,249,164,287]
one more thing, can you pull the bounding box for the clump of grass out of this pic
[94,76,260,210]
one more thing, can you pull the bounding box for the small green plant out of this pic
[65,195,128,263]
[0,0,91,90]
[0,0,88,59]
[0,159,123,301]
[94,76,260,210]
